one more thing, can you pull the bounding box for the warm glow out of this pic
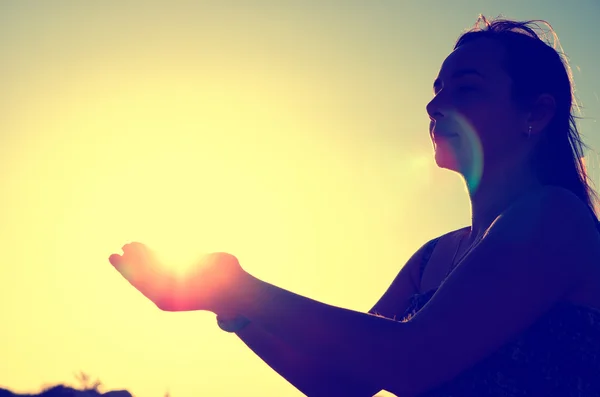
[1,2,598,397]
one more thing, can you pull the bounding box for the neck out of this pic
[463,158,543,243]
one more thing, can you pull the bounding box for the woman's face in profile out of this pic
[426,37,527,177]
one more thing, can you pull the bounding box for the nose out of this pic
[426,96,444,121]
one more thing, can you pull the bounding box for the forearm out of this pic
[231,321,381,397]
[231,274,413,394]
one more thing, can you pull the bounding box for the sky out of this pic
[1,1,599,396]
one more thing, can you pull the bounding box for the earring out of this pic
[528,125,532,139]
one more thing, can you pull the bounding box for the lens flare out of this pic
[453,112,484,193]
[436,111,485,193]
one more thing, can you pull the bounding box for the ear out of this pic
[525,93,557,136]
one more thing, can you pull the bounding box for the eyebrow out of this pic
[433,68,485,92]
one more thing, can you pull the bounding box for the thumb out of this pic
[108,254,123,269]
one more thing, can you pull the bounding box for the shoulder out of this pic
[492,185,598,245]
[538,185,597,219]
[519,185,593,214]
[480,185,600,289]
[429,227,469,253]
[384,186,600,395]
[423,227,469,250]
[513,184,593,217]
[411,229,462,270]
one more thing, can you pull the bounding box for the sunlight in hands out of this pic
[109,242,181,309]
[109,236,245,313]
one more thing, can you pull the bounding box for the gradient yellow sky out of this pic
[1,2,599,396]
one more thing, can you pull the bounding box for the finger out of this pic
[109,254,123,268]
[122,242,152,261]
[122,242,140,254]
[109,253,137,284]
[123,241,146,250]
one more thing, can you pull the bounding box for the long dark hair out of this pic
[455,15,600,224]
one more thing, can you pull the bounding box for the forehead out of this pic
[437,38,508,82]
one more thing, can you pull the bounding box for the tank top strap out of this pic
[419,236,441,284]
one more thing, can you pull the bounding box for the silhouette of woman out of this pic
[109,16,600,396]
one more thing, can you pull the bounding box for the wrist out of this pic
[216,314,251,333]
[225,270,260,317]
[214,271,256,333]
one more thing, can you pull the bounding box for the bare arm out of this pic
[224,187,594,396]
[221,240,433,396]
[231,322,381,397]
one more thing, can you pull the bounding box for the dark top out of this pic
[399,237,600,397]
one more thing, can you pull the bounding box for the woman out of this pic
[108,16,600,396]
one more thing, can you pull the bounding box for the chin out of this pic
[434,151,462,172]
[435,153,484,193]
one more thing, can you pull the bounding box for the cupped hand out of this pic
[109,242,247,313]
